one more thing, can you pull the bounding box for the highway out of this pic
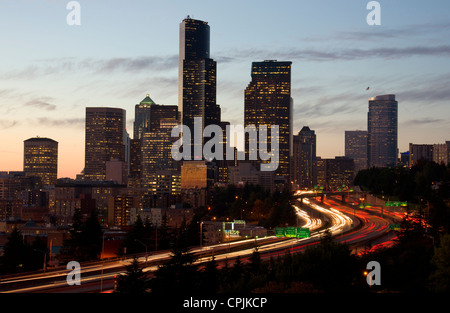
[0,191,402,293]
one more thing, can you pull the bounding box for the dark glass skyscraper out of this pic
[292,126,316,188]
[179,17,220,160]
[131,94,179,187]
[345,130,368,174]
[84,107,126,181]
[244,60,292,178]
[367,94,398,168]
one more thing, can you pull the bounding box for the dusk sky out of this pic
[1,0,449,179]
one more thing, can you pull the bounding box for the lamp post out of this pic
[135,239,148,265]
[199,221,204,248]
[100,232,105,293]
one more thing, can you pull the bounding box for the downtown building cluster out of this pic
[2,17,449,254]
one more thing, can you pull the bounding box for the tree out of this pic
[429,233,450,292]
[149,228,199,293]
[120,215,149,255]
[59,210,103,263]
[0,228,27,273]
[114,257,150,294]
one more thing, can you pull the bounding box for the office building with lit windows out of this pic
[84,107,126,181]
[367,94,398,168]
[345,130,368,174]
[133,93,179,140]
[179,17,220,161]
[23,137,58,186]
[141,119,179,188]
[244,60,293,179]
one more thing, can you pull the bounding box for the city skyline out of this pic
[1,0,450,179]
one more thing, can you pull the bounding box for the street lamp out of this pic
[199,221,204,248]
[135,239,148,265]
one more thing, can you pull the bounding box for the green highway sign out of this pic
[389,224,400,231]
[275,227,285,237]
[385,201,408,207]
[275,227,310,238]
[297,227,310,238]
[286,227,297,238]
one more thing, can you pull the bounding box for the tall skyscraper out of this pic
[345,130,368,174]
[367,94,398,168]
[244,60,292,178]
[178,16,220,160]
[141,119,179,188]
[23,137,58,186]
[131,94,179,188]
[133,93,179,140]
[292,126,316,188]
[84,107,126,181]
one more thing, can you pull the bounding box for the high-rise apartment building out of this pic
[23,137,58,186]
[84,107,126,181]
[179,17,220,160]
[345,130,368,174]
[244,60,292,179]
[367,94,398,168]
[292,126,316,188]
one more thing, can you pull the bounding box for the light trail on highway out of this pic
[1,190,401,293]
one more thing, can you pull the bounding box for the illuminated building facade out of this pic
[23,137,58,186]
[179,17,220,160]
[141,119,179,188]
[367,94,398,168]
[133,94,179,140]
[84,107,126,181]
[244,60,292,179]
[345,130,368,174]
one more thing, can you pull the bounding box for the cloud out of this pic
[403,118,446,125]
[0,55,179,80]
[25,97,57,111]
[0,120,19,129]
[30,117,84,128]
[219,45,450,63]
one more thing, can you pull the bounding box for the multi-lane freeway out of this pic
[0,191,403,293]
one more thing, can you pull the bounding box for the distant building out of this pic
[179,17,220,161]
[228,162,275,193]
[110,194,139,227]
[84,107,126,181]
[409,143,433,167]
[244,60,292,179]
[367,95,398,168]
[345,130,367,174]
[181,161,216,190]
[433,143,449,166]
[23,137,58,186]
[133,93,179,140]
[316,157,355,191]
[292,126,316,189]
